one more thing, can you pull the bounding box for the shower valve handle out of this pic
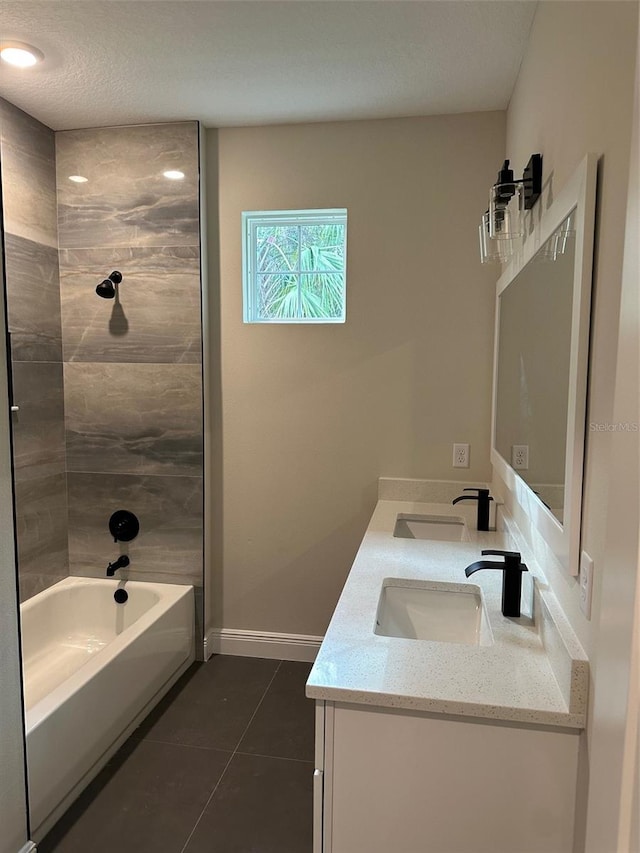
[109,510,140,543]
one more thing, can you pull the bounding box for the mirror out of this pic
[491,155,597,575]
[495,212,576,522]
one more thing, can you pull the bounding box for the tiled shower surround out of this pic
[0,103,204,621]
[58,123,203,599]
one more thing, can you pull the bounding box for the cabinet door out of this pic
[314,701,333,853]
[313,769,323,853]
[328,703,579,853]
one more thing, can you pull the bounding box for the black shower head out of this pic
[96,279,115,298]
[96,270,122,299]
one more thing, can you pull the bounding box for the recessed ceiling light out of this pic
[163,170,185,181]
[68,175,88,183]
[0,42,44,68]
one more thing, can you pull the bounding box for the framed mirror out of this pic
[491,154,597,576]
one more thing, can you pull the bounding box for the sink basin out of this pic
[393,513,468,542]
[374,579,493,645]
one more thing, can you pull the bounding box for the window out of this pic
[242,209,347,323]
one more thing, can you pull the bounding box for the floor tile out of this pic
[238,660,315,761]
[183,753,313,853]
[39,739,231,853]
[136,656,280,751]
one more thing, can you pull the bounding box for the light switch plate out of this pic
[579,551,594,619]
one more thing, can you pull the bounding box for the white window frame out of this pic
[242,208,347,324]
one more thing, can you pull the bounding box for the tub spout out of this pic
[106,555,130,577]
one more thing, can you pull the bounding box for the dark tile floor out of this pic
[39,656,315,853]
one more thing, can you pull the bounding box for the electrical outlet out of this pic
[579,551,594,619]
[453,443,470,468]
[512,445,529,469]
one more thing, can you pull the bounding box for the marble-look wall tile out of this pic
[11,362,66,479]
[64,363,203,476]
[5,233,63,362]
[0,98,58,247]
[15,472,69,602]
[56,123,199,249]
[59,246,201,363]
[67,472,202,587]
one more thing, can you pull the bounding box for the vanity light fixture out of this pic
[68,175,88,183]
[163,170,185,181]
[480,154,542,264]
[0,41,44,68]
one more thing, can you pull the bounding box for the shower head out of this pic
[96,270,122,299]
[96,279,115,298]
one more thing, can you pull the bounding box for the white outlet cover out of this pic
[453,443,469,468]
[579,551,593,619]
[511,444,529,469]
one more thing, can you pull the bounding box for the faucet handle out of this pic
[481,549,519,558]
[481,549,527,571]
[463,487,492,499]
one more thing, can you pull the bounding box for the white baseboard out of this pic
[205,628,322,663]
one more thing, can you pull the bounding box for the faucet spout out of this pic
[106,555,130,577]
[463,550,528,617]
[452,488,493,531]
[464,560,507,576]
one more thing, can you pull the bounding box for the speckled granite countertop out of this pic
[306,490,588,729]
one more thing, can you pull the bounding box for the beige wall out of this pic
[209,112,504,635]
[503,3,638,852]
[586,30,639,853]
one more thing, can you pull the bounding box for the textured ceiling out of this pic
[0,0,537,131]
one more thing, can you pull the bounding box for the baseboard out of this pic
[205,628,322,662]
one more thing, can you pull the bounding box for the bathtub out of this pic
[21,576,195,839]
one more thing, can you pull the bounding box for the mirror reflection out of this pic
[495,211,576,522]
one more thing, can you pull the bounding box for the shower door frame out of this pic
[0,211,34,852]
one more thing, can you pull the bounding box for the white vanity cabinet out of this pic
[313,700,580,853]
[307,495,589,852]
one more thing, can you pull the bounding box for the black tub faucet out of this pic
[452,488,494,531]
[464,550,528,617]
[106,555,130,577]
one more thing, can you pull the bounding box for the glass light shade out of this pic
[537,211,576,263]
[479,212,511,265]
[488,182,524,240]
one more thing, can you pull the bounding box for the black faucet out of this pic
[106,555,130,577]
[464,550,528,617]
[452,488,494,531]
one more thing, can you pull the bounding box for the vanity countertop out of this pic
[306,497,588,729]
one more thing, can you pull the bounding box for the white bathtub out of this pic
[21,576,195,839]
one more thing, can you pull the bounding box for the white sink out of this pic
[374,579,493,645]
[393,513,468,542]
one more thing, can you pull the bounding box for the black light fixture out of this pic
[480,154,542,264]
